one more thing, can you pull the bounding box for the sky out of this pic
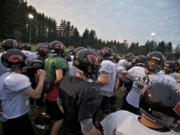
[26,0,180,46]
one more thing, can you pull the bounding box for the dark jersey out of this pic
[58,75,102,135]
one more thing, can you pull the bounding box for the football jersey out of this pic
[101,110,179,135]
[0,72,32,119]
[44,57,68,81]
[126,66,177,108]
[22,50,37,61]
[58,75,102,135]
[65,61,76,76]
[97,60,118,95]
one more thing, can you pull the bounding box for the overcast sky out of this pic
[27,0,180,46]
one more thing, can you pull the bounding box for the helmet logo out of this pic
[173,101,180,115]
[39,48,47,52]
[55,44,64,49]
[87,55,98,65]
[102,49,108,54]
[13,40,18,47]
[9,55,23,63]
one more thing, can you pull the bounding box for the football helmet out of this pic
[175,58,180,72]
[1,39,19,51]
[146,51,165,73]
[135,55,146,67]
[34,113,50,130]
[73,49,100,79]
[140,82,180,129]
[1,49,27,69]
[110,53,121,63]
[125,52,134,62]
[22,43,31,50]
[164,61,175,74]
[37,45,49,57]
[49,41,65,56]
[101,47,113,59]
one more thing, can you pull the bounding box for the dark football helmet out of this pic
[110,53,121,63]
[34,112,50,130]
[125,52,134,62]
[135,55,146,67]
[22,43,31,50]
[140,82,180,129]
[146,51,165,73]
[1,39,19,51]
[101,47,113,59]
[49,41,65,56]
[75,47,85,54]
[164,61,175,74]
[1,49,27,69]
[73,49,100,79]
[175,58,180,72]
[37,45,49,57]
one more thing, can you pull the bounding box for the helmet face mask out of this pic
[140,82,180,129]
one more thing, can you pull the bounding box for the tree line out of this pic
[0,0,180,56]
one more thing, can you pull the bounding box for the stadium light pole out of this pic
[149,32,156,52]
[28,13,34,45]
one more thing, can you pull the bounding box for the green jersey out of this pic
[45,57,68,81]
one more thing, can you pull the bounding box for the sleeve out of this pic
[4,73,32,93]
[101,110,133,135]
[117,66,125,77]
[78,86,102,121]
[99,61,113,74]
[127,67,136,80]
[54,58,68,70]
[100,71,111,78]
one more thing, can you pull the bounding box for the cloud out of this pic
[27,0,180,45]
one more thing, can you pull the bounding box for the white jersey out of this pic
[65,61,76,76]
[126,66,177,108]
[0,72,32,119]
[22,50,37,61]
[101,110,179,135]
[97,60,117,96]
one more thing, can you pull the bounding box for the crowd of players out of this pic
[0,39,180,135]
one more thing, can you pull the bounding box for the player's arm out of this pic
[55,69,63,85]
[96,72,111,85]
[113,77,120,97]
[26,69,46,99]
[80,118,101,135]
